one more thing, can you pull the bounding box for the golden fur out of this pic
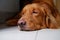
[6,0,60,31]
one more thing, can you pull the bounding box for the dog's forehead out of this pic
[22,4,44,14]
[24,4,40,10]
[23,5,33,11]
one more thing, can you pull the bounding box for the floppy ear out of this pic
[45,10,58,28]
[42,3,59,28]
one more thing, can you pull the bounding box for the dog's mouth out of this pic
[18,25,37,31]
[18,22,35,31]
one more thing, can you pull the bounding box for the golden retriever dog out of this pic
[6,0,60,31]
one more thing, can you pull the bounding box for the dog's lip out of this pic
[18,25,34,31]
[18,25,40,31]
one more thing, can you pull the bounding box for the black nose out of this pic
[18,21,26,28]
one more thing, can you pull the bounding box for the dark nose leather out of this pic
[18,21,26,28]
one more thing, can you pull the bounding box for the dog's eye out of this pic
[33,11,38,13]
[32,10,39,16]
[32,9,39,14]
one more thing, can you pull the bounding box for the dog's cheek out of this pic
[35,25,41,30]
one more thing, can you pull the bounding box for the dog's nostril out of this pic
[20,22,26,25]
[18,21,26,27]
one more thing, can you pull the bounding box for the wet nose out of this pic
[18,20,26,28]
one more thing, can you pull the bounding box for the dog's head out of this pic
[18,3,58,31]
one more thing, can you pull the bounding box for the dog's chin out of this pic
[18,26,38,31]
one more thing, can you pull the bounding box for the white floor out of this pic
[0,26,60,40]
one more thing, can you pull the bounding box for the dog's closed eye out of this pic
[33,9,39,13]
[33,11,38,13]
[32,10,39,16]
